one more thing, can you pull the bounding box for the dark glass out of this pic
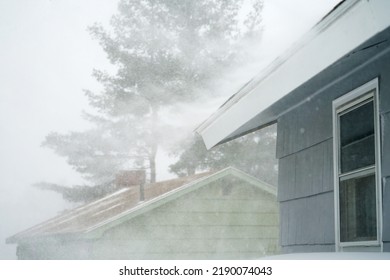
[339,174,377,242]
[339,100,375,173]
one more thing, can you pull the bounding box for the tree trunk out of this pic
[149,141,158,183]
[149,105,159,183]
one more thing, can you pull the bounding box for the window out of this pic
[333,78,382,250]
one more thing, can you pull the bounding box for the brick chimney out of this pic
[115,170,146,201]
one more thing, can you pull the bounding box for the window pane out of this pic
[339,100,375,173]
[339,174,377,242]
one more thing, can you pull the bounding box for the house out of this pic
[7,167,279,259]
[196,0,390,253]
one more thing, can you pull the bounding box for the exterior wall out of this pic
[16,177,279,259]
[276,28,390,253]
[94,178,279,259]
[381,112,390,246]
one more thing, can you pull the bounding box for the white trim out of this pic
[339,240,380,248]
[375,79,384,253]
[332,78,382,252]
[339,166,375,182]
[333,79,377,112]
[197,0,390,149]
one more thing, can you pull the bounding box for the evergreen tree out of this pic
[170,125,278,186]
[38,0,263,202]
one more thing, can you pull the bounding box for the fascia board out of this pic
[196,0,390,149]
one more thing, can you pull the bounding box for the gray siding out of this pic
[278,139,333,202]
[276,97,333,159]
[281,244,335,254]
[276,28,390,253]
[280,192,334,247]
[276,26,390,159]
[382,176,390,243]
[383,242,390,252]
[381,100,390,243]
[278,140,334,251]
[381,111,390,178]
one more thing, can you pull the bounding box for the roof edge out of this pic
[7,167,276,244]
[83,167,276,239]
[196,0,390,149]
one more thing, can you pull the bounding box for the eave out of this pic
[196,0,390,149]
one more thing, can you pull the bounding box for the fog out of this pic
[0,0,340,259]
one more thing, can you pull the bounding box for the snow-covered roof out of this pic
[7,167,276,243]
[196,0,390,149]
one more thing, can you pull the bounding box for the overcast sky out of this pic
[0,0,340,259]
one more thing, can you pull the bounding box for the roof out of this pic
[7,167,276,244]
[196,0,390,149]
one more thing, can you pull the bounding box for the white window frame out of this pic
[332,78,383,252]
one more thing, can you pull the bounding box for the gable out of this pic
[93,176,278,259]
[85,168,276,239]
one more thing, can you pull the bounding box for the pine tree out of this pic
[38,0,263,202]
[170,125,278,186]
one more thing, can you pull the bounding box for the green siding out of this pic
[92,180,279,259]
[107,225,279,240]
[17,175,279,259]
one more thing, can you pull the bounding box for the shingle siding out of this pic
[381,112,390,178]
[281,244,335,254]
[276,30,390,253]
[278,139,333,202]
[380,85,390,244]
[382,177,390,242]
[280,192,334,247]
[276,96,333,159]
